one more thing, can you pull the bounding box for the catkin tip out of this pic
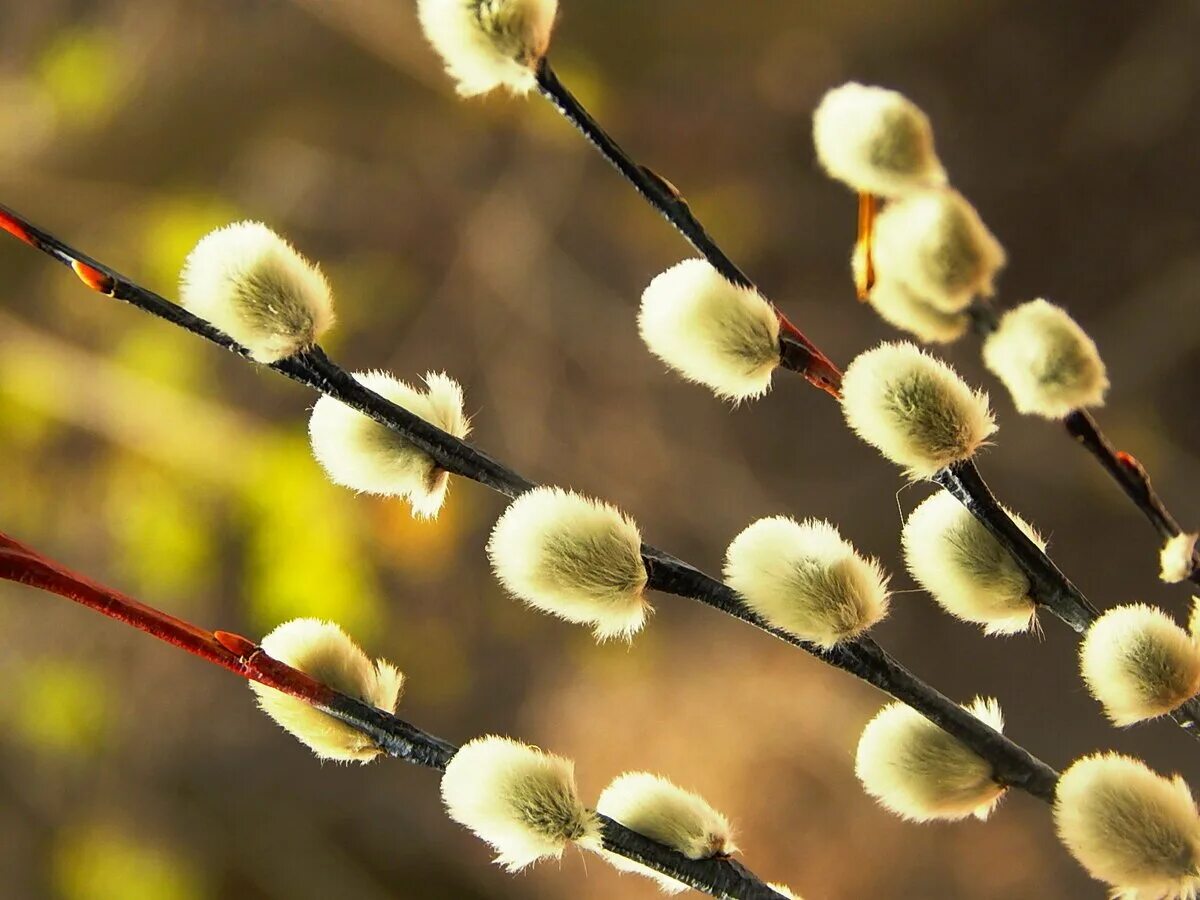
[417,0,558,97]
[441,735,598,871]
[1160,534,1199,585]
[487,487,650,640]
[594,772,737,894]
[1055,753,1200,900]
[841,342,996,479]
[724,516,889,648]
[250,618,403,763]
[902,490,1041,635]
[812,82,946,198]
[872,189,1005,312]
[982,299,1109,419]
[638,259,781,403]
[1080,604,1200,726]
[855,697,1006,822]
[180,221,334,363]
[308,370,470,518]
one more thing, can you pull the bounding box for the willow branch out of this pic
[0,531,786,900]
[533,59,842,398]
[0,202,1062,802]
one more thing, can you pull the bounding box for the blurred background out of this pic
[0,1,1198,897]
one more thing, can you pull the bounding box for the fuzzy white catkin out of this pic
[982,299,1109,419]
[1162,534,1200,585]
[1055,753,1200,900]
[595,772,737,894]
[811,83,947,198]
[308,370,471,518]
[417,0,557,97]
[724,517,889,648]
[249,618,404,763]
[441,735,598,871]
[868,277,970,345]
[1080,604,1200,726]
[902,490,1044,635]
[855,697,1006,822]
[872,189,1006,312]
[638,259,782,402]
[841,342,996,479]
[180,222,334,363]
[487,487,650,640]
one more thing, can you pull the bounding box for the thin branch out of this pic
[0,531,786,900]
[533,59,843,399]
[0,201,1062,801]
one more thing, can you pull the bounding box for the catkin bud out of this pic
[1055,753,1200,900]
[441,735,598,871]
[487,487,650,640]
[724,517,889,648]
[873,189,1005,312]
[595,772,737,894]
[249,618,404,763]
[982,299,1109,419]
[841,342,996,479]
[1161,533,1199,585]
[812,83,947,198]
[638,259,782,402]
[308,370,470,518]
[867,277,969,345]
[1080,604,1200,726]
[180,222,334,363]
[855,697,1006,822]
[901,490,1043,635]
[417,0,557,97]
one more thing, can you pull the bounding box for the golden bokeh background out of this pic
[0,1,1198,898]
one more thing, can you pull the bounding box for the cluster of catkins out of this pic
[169,1,1200,897]
[249,616,775,894]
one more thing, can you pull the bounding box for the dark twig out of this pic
[0,201,1064,801]
[533,59,843,398]
[0,531,787,900]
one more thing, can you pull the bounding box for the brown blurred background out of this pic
[0,1,1198,897]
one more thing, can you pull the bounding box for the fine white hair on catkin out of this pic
[1055,753,1200,900]
[872,189,1006,312]
[1080,604,1200,726]
[487,487,650,640]
[982,299,1110,419]
[440,735,598,871]
[308,370,471,519]
[180,221,334,363]
[594,772,737,894]
[417,0,558,97]
[250,618,404,763]
[902,490,1043,635]
[1162,534,1200,585]
[841,342,996,479]
[855,697,1007,823]
[638,259,782,403]
[811,82,947,198]
[724,516,890,648]
[867,277,970,345]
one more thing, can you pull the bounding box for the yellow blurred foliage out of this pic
[241,433,384,641]
[12,659,110,756]
[370,488,470,578]
[53,825,206,900]
[138,195,244,291]
[105,460,215,604]
[37,26,118,125]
